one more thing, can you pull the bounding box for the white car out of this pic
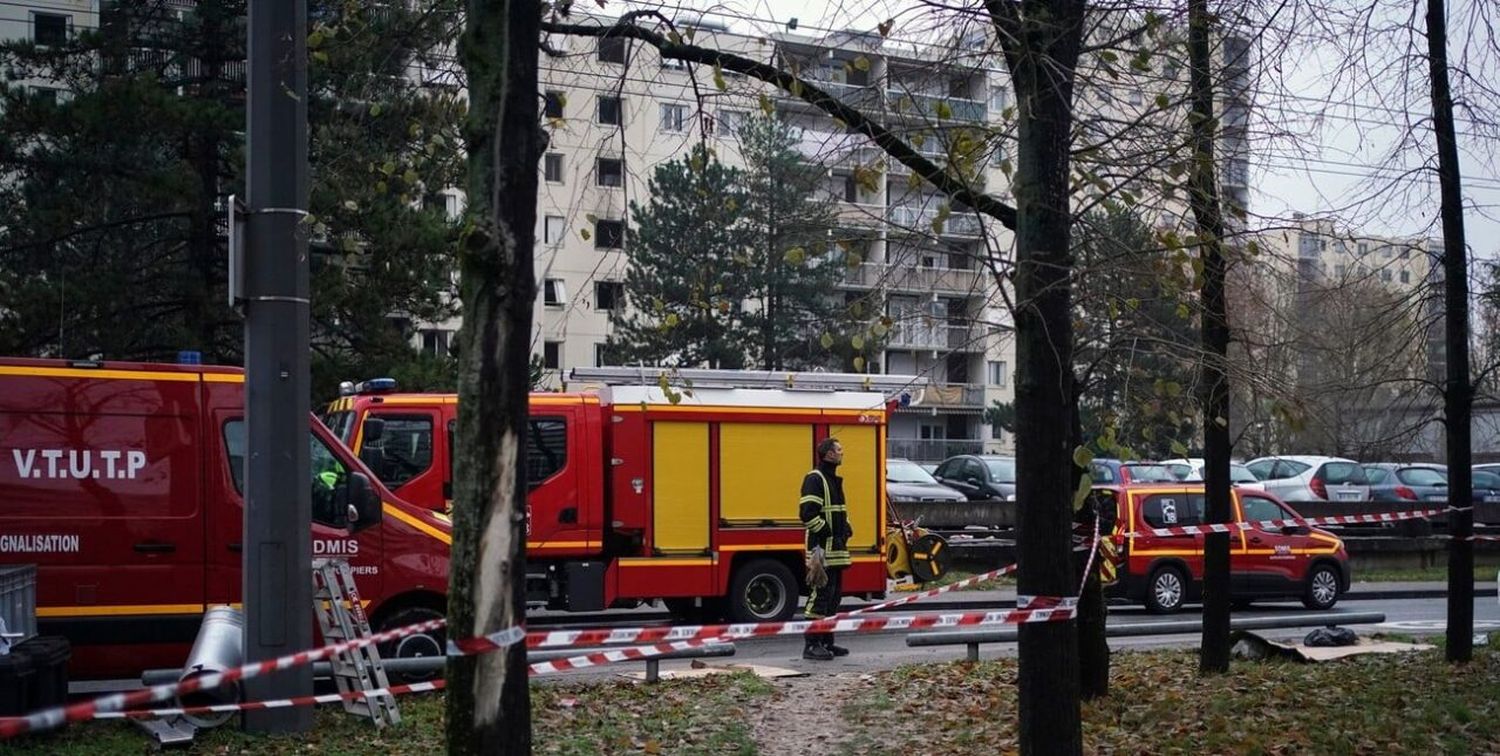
[1159,457,1264,489]
[1244,455,1371,502]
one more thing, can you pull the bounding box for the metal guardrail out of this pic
[907,611,1388,660]
[143,642,736,686]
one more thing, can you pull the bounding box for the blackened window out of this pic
[544,90,564,118]
[596,157,624,187]
[598,36,627,63]
[595,281,624,311]
[597,96,622,126]
[595,219,625,249]
[543,341,561,369]
[33,13,68,46]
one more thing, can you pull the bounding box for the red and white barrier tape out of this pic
[96,681,447,721]
[528,602,1076,675]
[846,562,1018,616]
[1124,507,1446,538]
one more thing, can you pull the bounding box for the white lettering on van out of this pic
[8,449,149,480]
[0,534,81,553]
[349,565,379,576]
[313,539,360,556]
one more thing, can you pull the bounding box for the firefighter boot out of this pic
[803,633,834,661]
[825,633,850,657]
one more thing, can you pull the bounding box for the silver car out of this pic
[1244,455,1371,502]
[1160,457,1263,489]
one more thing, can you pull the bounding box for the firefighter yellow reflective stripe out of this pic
[806,516,826,531]
[800,495,823,506]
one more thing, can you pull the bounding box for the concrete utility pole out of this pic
[242,0,312,732]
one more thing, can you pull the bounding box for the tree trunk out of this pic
[1072,391,1109,699]
[993,1,1086,752]
[1426,0,1474,664]
[445,0,542,752]
[1187,0,1232,675]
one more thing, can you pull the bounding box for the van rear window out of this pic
[1140,494,1205,528]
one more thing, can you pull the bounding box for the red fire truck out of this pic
[0,358,454,678]
[321,367,921,622]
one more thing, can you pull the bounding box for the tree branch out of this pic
[540,13,1018,231]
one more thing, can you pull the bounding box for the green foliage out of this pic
[0,0,462,397]
[985,400,1016,436]
[1073,206,1199,459]
[609,144,755,368]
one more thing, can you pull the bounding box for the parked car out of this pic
[1090,459,1178,485]
[933,454,1017,500]
[886,458,966,503]
[1362,463,1450,503]
[1475,469,1500,503]
[1160,457,1264,488]
[1243,455,1371,502]
[1100,483,1350,613]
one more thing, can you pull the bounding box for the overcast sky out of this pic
[609,0,1500,258]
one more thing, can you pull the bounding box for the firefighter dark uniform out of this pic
[799,460,852,659]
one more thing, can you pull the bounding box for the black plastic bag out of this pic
[1304,626,1358,647]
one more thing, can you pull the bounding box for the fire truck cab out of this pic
[322,367,921,622]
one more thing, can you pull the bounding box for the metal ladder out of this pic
[312,558,401,728]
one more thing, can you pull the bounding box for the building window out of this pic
[1380,269,1392,282]
[543,278,565,307]
[1358,242,1369,256]
[597,96,622,126]
[29,86,59,106]
[33,13,68,46]
[544,90,565,119]
[595,343,610,367]
[659,103,687,133]
[594,219,625,249]
[1334,264,1346,278]
[1400,270,1411,284]
[596,157,624,187]
[420,329,453,356]
[595,281,624,311]
[988,360,1007,387]
[598,36,627,64]
[991,423,1004,441]
[1128,89,1143,106]
[842,174,857,202]
[719,109,748,136]
[543,341,561,370]
[544,215,565,245]
[544,153,564,183]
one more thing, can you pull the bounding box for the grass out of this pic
[4,671,773,756]
[1354,565,1499,582]
[918,569,1016,591]
[842,645,1500,754]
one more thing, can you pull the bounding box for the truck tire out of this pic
[1145,565,1187,614]
[1302,563,1341,610]
[727,559,797,623]
[376,605,446,682]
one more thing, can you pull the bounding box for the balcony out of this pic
[844,262,985,295]
[888,437,984,462]
[886,318,947,350]
[887,91,988,122]
[946,324,988,352]
[915,382,986,408]
[887,204,984,237]
[784,79,884,111]
[835,202,888,229]
[794,130,883,170]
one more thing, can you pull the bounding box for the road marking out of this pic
[1377,619,1500,631]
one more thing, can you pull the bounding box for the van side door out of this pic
[1233,492,1301,593]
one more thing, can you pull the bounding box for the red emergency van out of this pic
[321,367,908,623]
[0,358,454,679]
[1100,483,1351,613]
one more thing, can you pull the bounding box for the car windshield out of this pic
[1475,471,1500,489]
[1230,464,1258,484]
[985,458,1016,483]
[1124,464,1176,483]
[888,459,938,484]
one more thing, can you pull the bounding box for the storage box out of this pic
[0,564,39,648]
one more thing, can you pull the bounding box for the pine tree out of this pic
[609,144,755,368]
[0,0,463,398]
[737,114,848,370]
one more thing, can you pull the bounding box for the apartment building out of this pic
[0,0,98,101]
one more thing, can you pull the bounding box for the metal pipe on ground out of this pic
[142,642,736,687]
[907,611,1388,661]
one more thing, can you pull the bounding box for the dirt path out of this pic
[750,672,866,755]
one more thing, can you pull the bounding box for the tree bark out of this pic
[987,1,1086,752]
[446,0,542,752]
[1426,0,1474,664]
[1186,0,1233,675]
[1072,390,1109,699]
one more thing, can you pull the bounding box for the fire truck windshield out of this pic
[322,410,357,444]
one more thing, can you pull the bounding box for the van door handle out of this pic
[228,542,242,553]
[559,507,578,524]
[1250,536,1263,544]
[134,541,176,554]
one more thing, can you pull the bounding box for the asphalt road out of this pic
[552,594,1500,681]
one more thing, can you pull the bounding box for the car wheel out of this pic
[1145,566,1187,614]
[728,559,797,623]
[1302,564,1341,610]
[375,605,446,682]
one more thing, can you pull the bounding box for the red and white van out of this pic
[0,358,454,679]
[1100,483,1351,612]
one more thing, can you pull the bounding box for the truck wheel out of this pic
[727,559,797,623]
[1302,564,1341,610]
[376,605,446,682]
[1145,566,1186,614]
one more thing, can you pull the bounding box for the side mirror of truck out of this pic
[362,417,385,445]
[358,446,387,479]
[343,472,384,532]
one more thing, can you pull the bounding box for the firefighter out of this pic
[799,437,853,661]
